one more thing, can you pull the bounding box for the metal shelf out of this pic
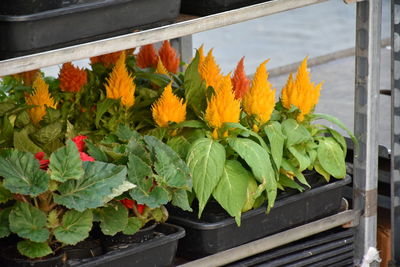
[178,210,359,267]
[0,0,328,76]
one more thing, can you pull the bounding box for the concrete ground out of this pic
[269,46,392,150]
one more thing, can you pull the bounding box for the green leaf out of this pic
[54,162,127,211]
[314,160,331,182]
[278,174,304,191]
[167,136,192,160]
[130,186,170,208]
[186,138,225,216]
[54,210,93,245]
[171,189,192,211]
[115,125,141,141]
[264,121,285,170]
[9,202,49,242]
[311,113,358,154]
[171,120,207,129]
[0,207,11,238]
[31,122,63,145]
[17,240,52,259]
[99,202,128,236]
[212,160,250,226]
[86,140,109,162]
[103,181,136,203]
[49,140,84,182]
[127,154,152,189]
[127,138,150,165]
[288,145,311,171]
[0,182,13,204]
[281,158,310,187]
[223,122,269,151]
[145,135,192,189]
[0,150,49,197]
[184,51,207,117]
[327,128,347,157]
[281,119,312,147]
[13,126,42,154]
[123,217,143,235]
[96,98,118,127]
[317,137,346,178]
[228,138,277,209]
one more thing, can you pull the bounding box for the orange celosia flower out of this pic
[105,52,136,108]
[199,49,223,90]
[281,57,322,122]
[59,62,87,93]
[13,69,40,86]
[90,51,124,68]
[197,45,205,66]
[151,83,186,127]
[243,60,276,129]
[136,44,158,69]
[25,75,57,125]
[205,75,241,138]
[231,57,250,99]
[158,40,180,74]
[155,57,169,76]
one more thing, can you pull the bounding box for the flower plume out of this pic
[281,57,322,121]
[231,57,250,99]
[155,57,169,76]
[59,62,87,93]
[105,52,136,108]
[90,51,124,67]
[152,83,186,127]
[158,40,180,73]
[199,49,223,90]
[136,44,158,69]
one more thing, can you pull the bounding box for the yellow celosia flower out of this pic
[25,75,57,125]
[198,44,205,66]
[155,57,169,76]
[242,60,275,129]
[105,52,135,108]
[281,58,322,122]
[205,75,241,138]
[151,83,186,127]
[198,49,223,90]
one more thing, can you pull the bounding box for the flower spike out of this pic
[136,44,158,69]
[105,52,136,108]
[199,49,223,90]
[231,57,250,99]
[155,57,169,76]
[158,40,180,74]
[59,63,87,93]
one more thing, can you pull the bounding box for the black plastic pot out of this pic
[67,223,185,267]
[0,0,181,59]
[0,246,64,267]
[168,176,351,259]
[63,238,103,260]
[0,0,64,16]
[181,0,271,16]
[101,222,157,252]
[228,227,354,267]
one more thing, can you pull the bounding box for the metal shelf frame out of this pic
[0,0,383,265]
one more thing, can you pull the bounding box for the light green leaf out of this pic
[49,140,84,182]
[281,119,312,146]
[213,160,249,226]
[9,202,49,242]
[228,138,277,209]
[186,138,225,216]
[115,124,141,141]
[99,202,128,236]
[0,150,49,197]
[95,98,118,127]
[171,120,207,129]
[13,126,42,154]
[123,217,143,235]
[327,128,347,157]
[167,136,192,160]
[130,186,170,208]
[288,145,311,171]
[264,121,285,170]
[17,240,52,259]
[278,174,304,191]
[0,207,11,238]
[317,137,346,178]
[281,158,310,187]
[31,122,63,145]
[54,162,127,211]
[54,210,93,245]
[314,160,331,182]
[103,181,136,203]
[171,189,192,211]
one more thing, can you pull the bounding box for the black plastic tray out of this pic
[168,176,351,259]
[0,0,181,59]
[228,227,354,267]
[67,223,185,267]
[180,0,271,16]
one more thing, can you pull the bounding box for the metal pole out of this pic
[353,0,382,265]
[170,35,193,72]
[390,0,400,265]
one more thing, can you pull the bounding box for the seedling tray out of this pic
[168,176,351,259]
[180,0,271,16]
[0,0,181,59]
[67,223,185,267]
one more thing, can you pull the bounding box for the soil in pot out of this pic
[101,222,160,252]
[63,238,103,261]
[0,245,65,267]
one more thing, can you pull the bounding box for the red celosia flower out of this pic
[136,44,158,69]
[158,40,180,74]
[71,135,88,152]
[90,51,124,68]
[59,63,88,93]
[80,152,95,162]
[35,152,50,170]
[231,57,250,99]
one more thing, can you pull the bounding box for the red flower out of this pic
[120,198,135,209]
[136,204,145,214]
[72,135,88,152]
[80,152,95,162]
[35,152,50,170]
[231,57,250,99]
[136,44,158,69]
[158,40,180,74]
